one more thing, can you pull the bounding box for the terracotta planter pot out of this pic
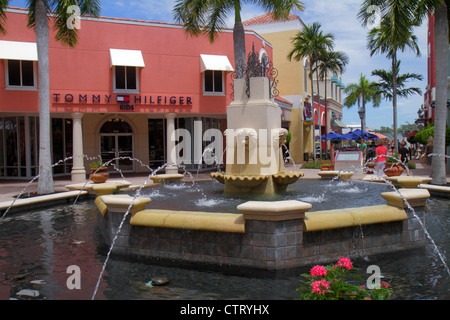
[384,164,404,177]
[89,167,109,183]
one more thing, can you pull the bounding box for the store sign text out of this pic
[53,93,193,110]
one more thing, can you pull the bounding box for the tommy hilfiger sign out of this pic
[52,93,193,107]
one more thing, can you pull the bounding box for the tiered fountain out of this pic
[210,48,303,194]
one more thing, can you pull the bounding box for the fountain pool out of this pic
[0,178,448,300]
[138,179,392,213]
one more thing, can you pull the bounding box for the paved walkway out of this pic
[0,161,447,203]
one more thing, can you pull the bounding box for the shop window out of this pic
[203,70,224,95]
[5,60,37,90]
[113,66,138,93]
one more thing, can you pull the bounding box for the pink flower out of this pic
[310,265,327,277]
[334,257,353,270]
[381,281,390,288]
[311,280,330,295]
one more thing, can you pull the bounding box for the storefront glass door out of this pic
[100,134,134,172]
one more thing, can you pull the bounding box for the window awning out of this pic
[332,119,347,128]
[200,54,234,73]
[0,40,38,61]
[110,48,145,68]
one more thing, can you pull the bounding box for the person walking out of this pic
[425,136,434,165]
[359,139,367,162]
[399,140,411,176]
[375,139,388,177]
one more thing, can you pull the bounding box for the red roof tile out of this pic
[243,13,300,26]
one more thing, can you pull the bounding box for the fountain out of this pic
[87,50,445,281]
[210,48,303,194]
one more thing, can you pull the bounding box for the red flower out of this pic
[311,280,330,295]
[381,281,390,288]
[310,265,327,277]
[334,257,353,270]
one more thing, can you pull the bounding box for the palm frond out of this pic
[0,0,10,34]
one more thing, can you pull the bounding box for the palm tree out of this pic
[287,22,335,161]
[173,0,304,78]
[372,60,423,102]
[344,74,381,141]
[358,0,421,155]
[413,0,448,185]
[0,0,101,194]
[315,50,349,158]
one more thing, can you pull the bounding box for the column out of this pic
[71,112,86,183]
[165,113,178,174]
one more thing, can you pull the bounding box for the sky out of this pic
[8,0,429,130]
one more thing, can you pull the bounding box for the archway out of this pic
[99,118,134,172]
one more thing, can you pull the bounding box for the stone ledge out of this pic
[387,176,432,188]
[381,188,430,208]
[65,180,131,194]
[150,174,184,183]
[0,190,88,211]
[237,200,312,221]
[100,194,151,214]
[130,209,245,233]
[317,171,354,181]
[419,184,450,198]
[303,205,407,231]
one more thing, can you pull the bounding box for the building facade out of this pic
[0,7,273,180]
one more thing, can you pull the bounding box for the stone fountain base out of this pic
[210,171,304,194]
[94,185,429,271]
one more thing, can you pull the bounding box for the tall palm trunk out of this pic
[233,0,246,78]
[324,76,328,157]
[316,67,322,160]
[361,94,366,141]
[431,2,448,185]
[310,59,316,163]
[36,0,54,194]
[392,53,398,155]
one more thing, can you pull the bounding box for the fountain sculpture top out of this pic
[211,46,303,194]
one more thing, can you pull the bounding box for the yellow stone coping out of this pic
[317,171,354,181]
[65,180,132,193]
[386,176,432,188]
[381,188,430,208]
[237,200,312,221]
[130,209,245,233]
[0,190,88,211]
[150,174,184,183]
[419,183,450,195]
[100,194,151,214]
[95,196,108,217]
[304,205,407,232]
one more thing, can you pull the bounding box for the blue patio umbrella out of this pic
[351,129,378,140]
[322,132,345,140]
[341,131,359,141]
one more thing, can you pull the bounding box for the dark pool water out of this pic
[139,179,392,212]
[0,179,449,300]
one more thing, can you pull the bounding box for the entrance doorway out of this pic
[99,119,134,172]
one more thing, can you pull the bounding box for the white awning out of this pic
[200,54,234,73]
[0,40,38,61]
[110,48,145,68]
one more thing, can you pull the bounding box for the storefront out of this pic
[0,8,272,180]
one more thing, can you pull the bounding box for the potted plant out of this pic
[384,154,403,176]
[89,161,109,183]
[365,162,375,174]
